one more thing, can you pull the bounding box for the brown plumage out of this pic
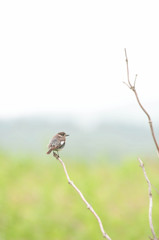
[46,132,69,155]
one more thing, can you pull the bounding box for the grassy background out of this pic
[0,153,159,240]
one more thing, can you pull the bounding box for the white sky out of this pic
[0,0,159,123]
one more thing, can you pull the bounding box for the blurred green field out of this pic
[0,153,159,240]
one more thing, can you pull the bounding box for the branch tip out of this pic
[124,48,127,56]
[134,74,138,88]
[123,81,131,88]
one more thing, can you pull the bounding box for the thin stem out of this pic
[138,158,157,240]
[124,48,132,87]
[53,152,111,240]
[134,74,137,88]
[133,91,159,153]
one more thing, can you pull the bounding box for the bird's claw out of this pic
[53,152,59,158]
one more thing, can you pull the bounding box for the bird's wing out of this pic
[48,138,61,150]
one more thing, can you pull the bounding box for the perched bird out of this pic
[46,132,69,156]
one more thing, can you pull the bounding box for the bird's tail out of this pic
[46,148,53,154]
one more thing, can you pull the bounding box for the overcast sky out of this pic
[0,0,159,124]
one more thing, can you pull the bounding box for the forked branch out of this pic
[138,158,158,240]
[53,152,111,240]
[124,49,159,155]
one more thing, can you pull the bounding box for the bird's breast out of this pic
[58,141,65,150]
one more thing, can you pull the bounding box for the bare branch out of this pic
[134,74,137,88]
[124,48,132,88]
[138,158,158,240]
[124,49,159,155]
[53,152,111,240]
[123,81,131,89]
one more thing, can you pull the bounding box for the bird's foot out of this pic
[53,152,59,158]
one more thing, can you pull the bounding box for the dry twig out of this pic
[138,158,158,240]
[53,152,111,240]
[124,49,159,155]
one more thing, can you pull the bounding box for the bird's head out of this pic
[58,132,69,137]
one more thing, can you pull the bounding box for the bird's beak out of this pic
[66,134,69,137]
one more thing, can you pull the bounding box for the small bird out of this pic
[46,132,69,156]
